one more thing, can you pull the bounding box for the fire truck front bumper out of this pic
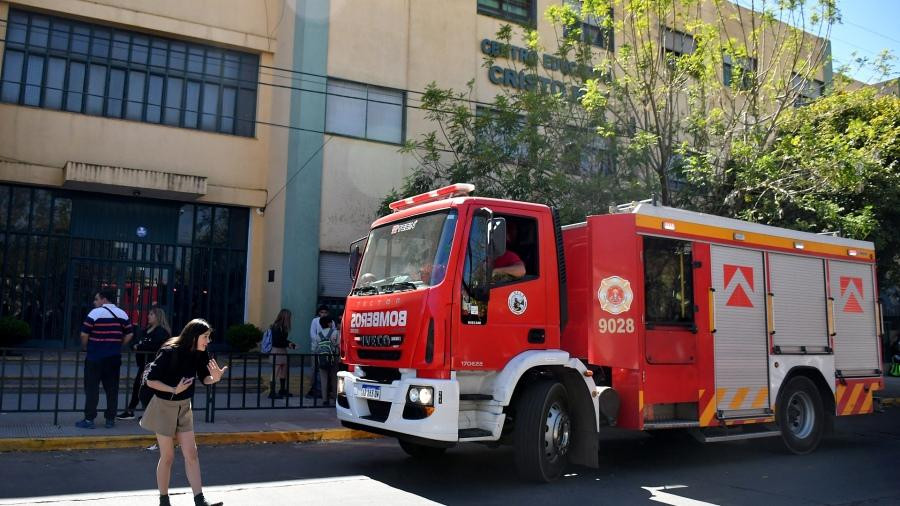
[335,370,459,443]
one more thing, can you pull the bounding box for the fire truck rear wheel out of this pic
[513,380,570,482]
[776,375,824,455]
[398,439,447,459]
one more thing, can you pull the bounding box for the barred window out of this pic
[325,79,405,144]
[1,9,259,136]
[565,1,614,51]
[477,0,534,25]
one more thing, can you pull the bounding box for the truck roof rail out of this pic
[609,195,658,214]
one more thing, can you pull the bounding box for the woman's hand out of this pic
[208,358,228,383]
[174,377,194,394]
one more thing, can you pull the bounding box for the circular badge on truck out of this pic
[508,291,527,315]
[598,276,633,315]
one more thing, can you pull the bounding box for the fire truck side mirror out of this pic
[348,236,367,281]
[489,217,507,259]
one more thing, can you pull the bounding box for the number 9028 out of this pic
[598,317,635,333]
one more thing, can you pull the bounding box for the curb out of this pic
[0,428,381,452]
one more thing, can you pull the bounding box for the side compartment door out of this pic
[829,260,880,376]
[768,253,829,353]
[710,245,770,418]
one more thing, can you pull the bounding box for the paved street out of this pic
[1,406,897,506]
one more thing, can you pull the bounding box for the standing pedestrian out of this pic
[306,304,329,399]
[117,307,172,420]
[141,319,227,506]
[76,289,133,429]
[314,315,339,404]
[267,309,296,399]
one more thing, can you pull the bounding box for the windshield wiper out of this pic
[351,286,380,296]
[379,281,418,293]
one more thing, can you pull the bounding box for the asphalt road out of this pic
[1,407,897,505]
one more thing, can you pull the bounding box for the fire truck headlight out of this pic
[407,386,433,406]
[337,377,345,395]
[418,387,433,405]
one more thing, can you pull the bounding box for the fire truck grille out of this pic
[358,350,402,362]
[358,366,402,384]
[364,400,391,422]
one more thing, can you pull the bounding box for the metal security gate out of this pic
[829,260,880,376]
[768,253,829,353]
[65,253,173,346]
[710,245,770,418]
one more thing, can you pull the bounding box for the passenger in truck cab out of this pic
[492,221,526,281]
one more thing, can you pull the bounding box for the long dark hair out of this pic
[272,309,292,333]
[163,318,212,358]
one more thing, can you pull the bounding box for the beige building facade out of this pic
[0,0,836,348]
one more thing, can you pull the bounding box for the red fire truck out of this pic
[336,184,884,482]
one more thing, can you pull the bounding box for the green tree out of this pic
[381,24,645,223]
[733,87,900,286]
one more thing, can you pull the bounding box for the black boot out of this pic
[279,379,293,397]
[159,495,171,506]
[194,492,222,506]
[267,381,282,399]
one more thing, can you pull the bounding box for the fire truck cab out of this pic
[336,184,884,482]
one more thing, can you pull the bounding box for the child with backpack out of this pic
[314,315,339,404]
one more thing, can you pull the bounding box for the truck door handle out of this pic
[528,328,545,344]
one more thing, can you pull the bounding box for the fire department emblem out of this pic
[508,291,527,315]
[598,276,633,315]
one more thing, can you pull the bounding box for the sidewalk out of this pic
[0,407,378,452]
[1,376,897,453]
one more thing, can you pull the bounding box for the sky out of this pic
[829,0,900,83]
[732,0,900,84]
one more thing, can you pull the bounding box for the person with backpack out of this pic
[76,288,134,429]
[266,309,295,399]
[140,318,227,506]
[313,315,339,404]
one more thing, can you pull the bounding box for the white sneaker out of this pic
[145,443,158,451]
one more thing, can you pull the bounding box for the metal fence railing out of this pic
[0,348,334,424]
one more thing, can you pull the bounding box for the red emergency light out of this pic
[388,183,475,212]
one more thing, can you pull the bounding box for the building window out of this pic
[565,1,614,51]
[0,9,259,136]
[325,79,405,144]
[643,236,694,326]
[723,55,757,90]
[661,27,695,68]
[477,0,534,25]
[791,73,825,106]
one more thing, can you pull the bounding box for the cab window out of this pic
[491,214,539,285]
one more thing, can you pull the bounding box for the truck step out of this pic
[691,428,780,443]
[642,420,700,429]
[458,428,492,439]
[459,394,493,401]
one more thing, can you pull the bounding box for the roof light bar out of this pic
[388,183,475,212]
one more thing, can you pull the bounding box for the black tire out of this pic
[512,380,571,482]
[776,376,825,455]
[398,439,447,459]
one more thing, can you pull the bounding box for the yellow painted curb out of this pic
[880,397,900,408]
[0,428,380,452]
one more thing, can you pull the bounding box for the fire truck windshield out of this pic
[353,210,458,294]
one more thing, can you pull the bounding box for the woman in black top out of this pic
[118,307,171,420]
[268,309,295,399]
[141,319,227,506]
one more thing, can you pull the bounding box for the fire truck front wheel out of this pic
[776,375,825,455]
[398,439,447,459]
[513,380,571,482]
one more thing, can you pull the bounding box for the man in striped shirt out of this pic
[75,289,134,429]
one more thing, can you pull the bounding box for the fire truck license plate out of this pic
[359,384,381,400]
